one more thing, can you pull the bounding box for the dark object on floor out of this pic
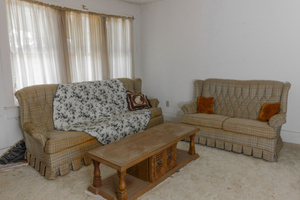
[0,140,26,164]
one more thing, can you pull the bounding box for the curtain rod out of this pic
[19,0,135,20]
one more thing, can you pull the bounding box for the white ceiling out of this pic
[118,0,163,5]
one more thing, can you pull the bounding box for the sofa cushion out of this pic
[45,108,160,154]
[127,92,151,111]
[181,113,230,129]
[258,103,281,122]
[45,130,96,154]
[197,97,214,114]
[223,118,276,139]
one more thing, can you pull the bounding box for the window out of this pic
[6,0,66,91]
[64,11,108,82]
[106,17,133,79]
[6,0,134,93]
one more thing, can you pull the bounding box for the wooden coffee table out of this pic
[86,122,199,200]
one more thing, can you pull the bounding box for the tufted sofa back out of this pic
[15,78,142,133]
[194,79,291,120]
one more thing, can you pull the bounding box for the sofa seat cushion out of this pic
[149,107,162,119]
[181,113,230,129]
[45,108,160,154]
[45,130,97,154]
[223,118,276,139]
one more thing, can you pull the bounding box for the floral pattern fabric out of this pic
[53,79,151,145]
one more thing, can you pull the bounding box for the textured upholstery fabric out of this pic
[195,79,288,120]
[268,113,286,128]
[23,122,48,147]
[223,118,276,139]
[118,78,141,94]
[149,107,162,119]
[181,102,197,115]
[45,130,95,154]
[183,126,282,161]
[148,99,159,108]
[17,84,58,132]
[181,113,229,129]
[182,78,291,162]
[185,126,279,153]
[146,115,164,129]
[15,78,163,179]
[45,108,162,154]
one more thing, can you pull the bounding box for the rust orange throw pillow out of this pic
[257,103,281,122]
[197,97,214,114]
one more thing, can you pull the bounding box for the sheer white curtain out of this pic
[64,13,134,82]
[6,0,66,92]
[106,17,134,79]
[63,11,109,82]
[6,0,134,93]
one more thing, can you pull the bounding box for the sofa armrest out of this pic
[268,114,287,128]
[149,98,159,108]
[23,122,48,147]
[181,102,197,114]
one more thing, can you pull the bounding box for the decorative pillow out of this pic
[127,92,152,111]
[257,103,281,122]
[197,97,214,114]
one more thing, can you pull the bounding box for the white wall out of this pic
[140,0,300,144]
[0,0,141,156]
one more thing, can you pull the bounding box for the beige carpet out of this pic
[0,142,299,200]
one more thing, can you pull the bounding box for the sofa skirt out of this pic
[25,138,101,179]
[184,126,283,162]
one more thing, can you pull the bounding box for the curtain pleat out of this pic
[6,0,66,91]
[106,18,134,79]
[63,12,110,82]
[6,0,134,92]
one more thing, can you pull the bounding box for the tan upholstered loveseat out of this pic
[181,79,291,162]
[15,78,163,179]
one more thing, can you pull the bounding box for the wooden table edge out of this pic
[86,128,199,171]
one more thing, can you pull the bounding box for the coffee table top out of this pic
[87,122,199,171]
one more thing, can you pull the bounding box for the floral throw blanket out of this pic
[53,79,151,145]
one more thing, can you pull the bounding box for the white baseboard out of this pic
[163,115,180,122]
[163,112,181,122]
[281,130,300,144]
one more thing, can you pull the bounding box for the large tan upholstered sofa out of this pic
[15,78,163,179]
[181,79,291,162]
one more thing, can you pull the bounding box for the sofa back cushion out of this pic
[118,78,142,94]
[199,79,287,120]
[15,78,143,132]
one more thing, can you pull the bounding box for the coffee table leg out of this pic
[188,134,196,155]
[92,160,102,188]
[117,170,127,200]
